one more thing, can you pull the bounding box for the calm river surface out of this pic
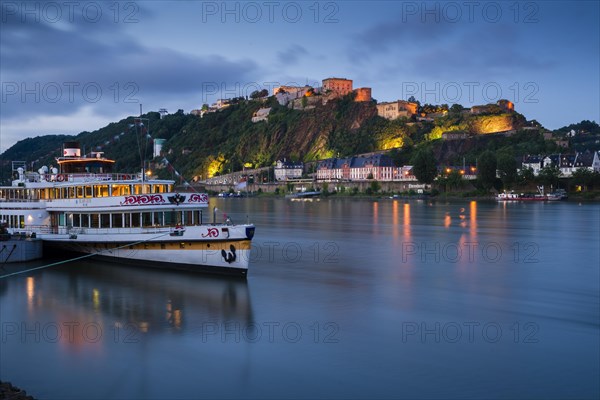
[1,198,599,399]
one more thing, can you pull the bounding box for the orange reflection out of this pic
[373,202,379,226]
[26,276,35,313]
[173,310,182,330]
[458,202,479,269]
[57,312,104,354]
[470,201,478,240]
[139,322,149,333]
[403,203,411,239]
[444,213,451,228]
[92,289,100,312]
[392,200,399,241]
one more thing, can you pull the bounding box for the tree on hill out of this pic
[537,166,561,189]
[250,89,269,99]
[556,120,599,135]
[410,147,437,184]
[517,167,535,186]
[477,150,497,190]
[449,104,464,114]
[496,151,517,189]
[407,96,419,106]
[571,168,596,191]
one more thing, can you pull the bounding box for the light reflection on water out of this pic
[1,198,599,399]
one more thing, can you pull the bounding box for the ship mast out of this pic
[135,104,150,187]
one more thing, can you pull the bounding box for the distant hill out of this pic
[1,94,595,184]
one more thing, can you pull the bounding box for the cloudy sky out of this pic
[1,0,599,152]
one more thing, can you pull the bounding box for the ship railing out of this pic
[20,225,54,235]
[36,173,142,183]
[61,226,172,235]
[0,197,42,203]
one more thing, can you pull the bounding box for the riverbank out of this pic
[213,188,600,202]
[0,381,36,400]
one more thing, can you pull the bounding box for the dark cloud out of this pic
[408,25,554,78]
[276,44,308,65]
[0,2,258,120]
[354,14,457,53]
[349,13,553,77]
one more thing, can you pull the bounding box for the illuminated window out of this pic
[95,185,109,197]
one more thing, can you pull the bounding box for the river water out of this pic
[1,198,598,399]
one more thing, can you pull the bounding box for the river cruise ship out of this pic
[0,142,255,276]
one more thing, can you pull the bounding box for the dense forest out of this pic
[1,93,598,185]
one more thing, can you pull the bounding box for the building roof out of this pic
[574,151,596,167]
[544,154,576,168]
[276,160,303,169]
[523,155,543,164]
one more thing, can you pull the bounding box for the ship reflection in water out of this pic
[1,260,254,398]
[11,260,252,340]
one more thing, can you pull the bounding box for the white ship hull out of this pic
[39,225,254,276]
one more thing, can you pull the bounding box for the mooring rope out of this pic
[0,232,172,280]
[1,244,18,267]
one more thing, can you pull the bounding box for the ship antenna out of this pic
[134,104,150,183]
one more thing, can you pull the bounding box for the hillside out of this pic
[1,94,595,184]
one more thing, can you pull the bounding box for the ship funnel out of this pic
[63,142,81,157]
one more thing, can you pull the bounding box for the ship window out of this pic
[112,213,123,228]
[131,212,140,227]
[123,213,131,228]
[91,213,99,228]
[142,212,152,227]
[165,211,178,226]
[19,215,24,229]
[101,213,110,228]
[76,186,84,198]
[85,186,93,198]
[59,214,66,226]
[73,214,80,227]
[68,187,75,199]
[185,211,193,225]
[82,214,90,228]
[95,185,109,197]
[154,212,164,226]
[112,184,130,196]
[133,184,151,195]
